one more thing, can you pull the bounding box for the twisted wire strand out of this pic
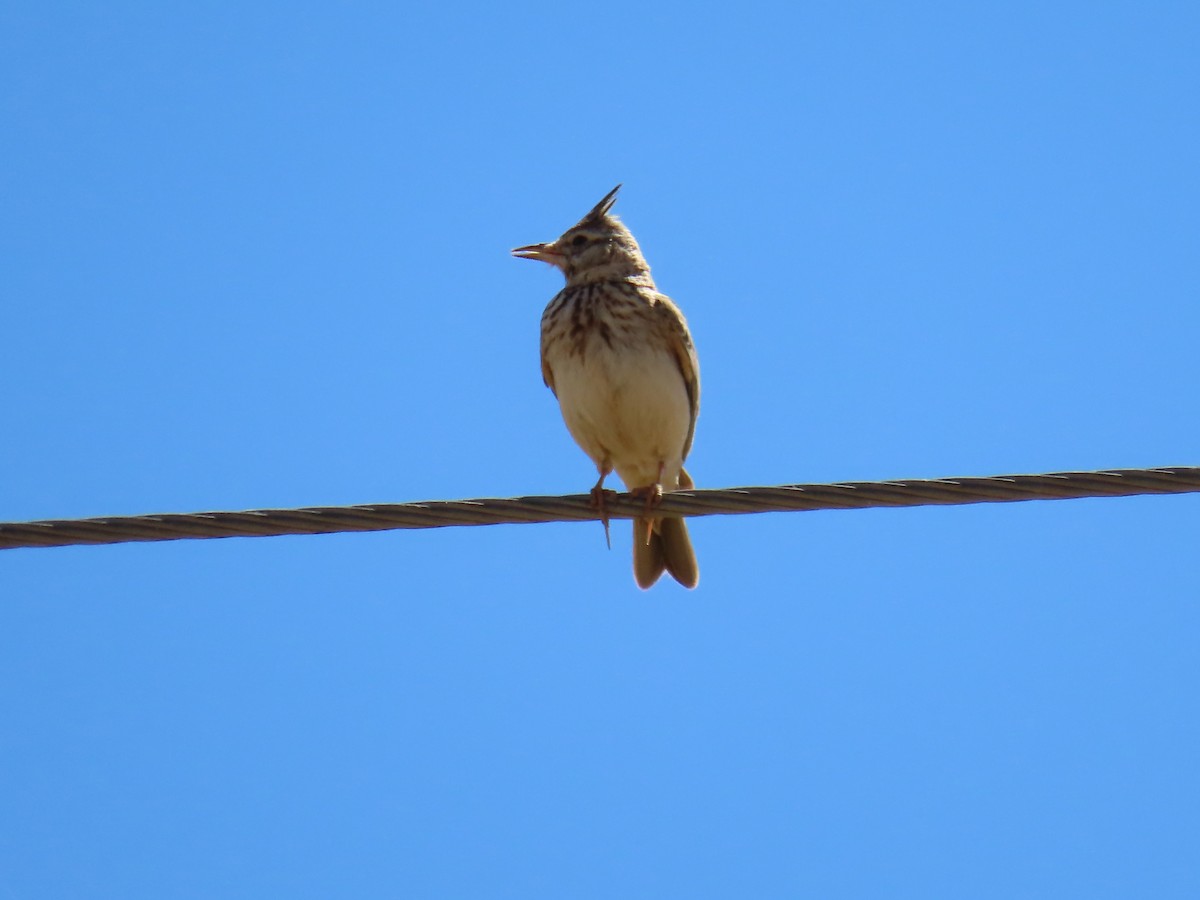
[1,466,1196,551]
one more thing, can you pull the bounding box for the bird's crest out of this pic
[582,184,622,223]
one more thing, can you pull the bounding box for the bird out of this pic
[512,185,700,589]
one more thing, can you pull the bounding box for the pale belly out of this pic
[549,342,691,490]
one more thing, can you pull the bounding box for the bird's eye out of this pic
[570,234,588,247]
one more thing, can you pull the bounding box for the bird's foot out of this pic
[590,480,618,550]
[629,483,664,546]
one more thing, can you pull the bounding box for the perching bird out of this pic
[512,185,700,589]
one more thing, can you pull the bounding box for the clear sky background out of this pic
[2,2,1198,897]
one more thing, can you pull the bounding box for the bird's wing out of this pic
[540,350,556,396]
[539,307,558,397]
[655,293,700,460]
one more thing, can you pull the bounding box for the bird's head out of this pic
[511,185,651,285]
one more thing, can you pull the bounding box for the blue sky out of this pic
[2,2,1198,896]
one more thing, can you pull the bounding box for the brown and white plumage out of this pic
[512,185,700,589]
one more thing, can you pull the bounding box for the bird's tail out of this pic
[632,468,699,590]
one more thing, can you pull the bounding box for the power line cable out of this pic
[1,465,1196,551]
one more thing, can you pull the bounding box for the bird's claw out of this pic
[590,485,618,550]
[630,483,664,546]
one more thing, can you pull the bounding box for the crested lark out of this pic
[512,185,700,589]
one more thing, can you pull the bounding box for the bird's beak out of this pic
[511,242,563,264]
